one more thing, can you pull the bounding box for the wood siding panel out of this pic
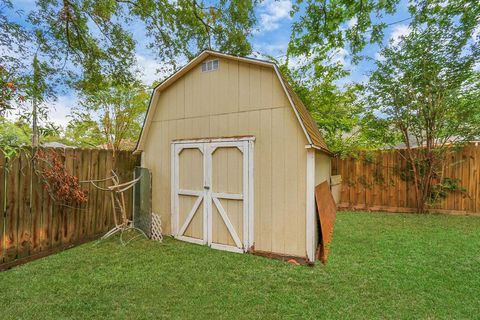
[193,64,209,118]
[271,108,286,254]
[258,109,272,253]
[184,71,195,119]
[260,67,273,108]
[247,65,261,111]
[227,60,240,114]
[284,107,299,255]
[296,126,307,255]
[175,78,185,119]
[238,62,250,110]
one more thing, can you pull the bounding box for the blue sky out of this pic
[251,0,412,83]
[5,0,414,127]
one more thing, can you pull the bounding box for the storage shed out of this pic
[134,50,332,263]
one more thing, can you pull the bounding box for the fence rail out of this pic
[332,143,480,214]
[0,148,139,270]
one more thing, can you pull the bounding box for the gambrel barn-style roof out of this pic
[134,50,330,154]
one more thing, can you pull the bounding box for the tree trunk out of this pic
[32,98,39,147]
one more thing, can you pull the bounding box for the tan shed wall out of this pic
[143,56,310,257]
[315,151,332,186]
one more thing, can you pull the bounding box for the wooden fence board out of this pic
[96,151,107,233]
[63,149,74,244]
[104,151,114,231]
[88,149,99,236]
[0,153,5,263]
[4,157,19,262]
[51,149,62,248]
[79,149,89,239]
[474,146,480,212]
[17,153,32,259]
[31,155,42,255]
[461,148,469,211]
[40,171,52,252]
[473,148,480,212]
[71,149,81,242]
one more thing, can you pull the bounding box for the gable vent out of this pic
[201,59,219,72]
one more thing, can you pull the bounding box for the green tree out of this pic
[0,0,30,116]
[29,0,258,90]
[64,113,105,148]
[131,0,258,66]
[285,0,479,154]
[1,0,258,153]
[278,62,390,156]
[0,118,30,159]
[68,80,149,151]
[367,23,480,213]
[31,0,138,88]
[289,0,479,66]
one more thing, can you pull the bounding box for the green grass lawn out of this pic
[1,211,480,319]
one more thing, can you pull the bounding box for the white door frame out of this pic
[171,137,254,252]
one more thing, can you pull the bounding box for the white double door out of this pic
[171,139,253,253]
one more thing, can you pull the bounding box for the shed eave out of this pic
[305,144,333,156]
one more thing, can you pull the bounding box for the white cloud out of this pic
[473,24,480,43]
[135,54,185,86]
[258,0,292,32]
[49,95,76,127]
[136,54,162,86]
[474,61,480,71]
[284,47,349,71]
[347,17,358,28]
[374,51,386,62]
[252,41,288,57]
[331,47,348,66]
[389,24,411,46]
[286,54,305,69]
[5,95,74,128]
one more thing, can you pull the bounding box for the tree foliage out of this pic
[278,62,389,156]
[31,0,137,87]
[20,0,257,91]
[0,117,30,159]
[130,0,257,68]
[289,0,479,66]
[0,0,29,116]
[284,0,480,156]
[67,80,149,151]
[367,20,480,212]
[64,114,105,148]
[0,0,258,154]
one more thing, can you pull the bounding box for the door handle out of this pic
[204,186,210,190]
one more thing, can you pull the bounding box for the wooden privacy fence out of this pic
[0,148,138,270]
[332,143,480,214]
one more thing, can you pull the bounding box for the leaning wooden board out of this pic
[315,181,337,263]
